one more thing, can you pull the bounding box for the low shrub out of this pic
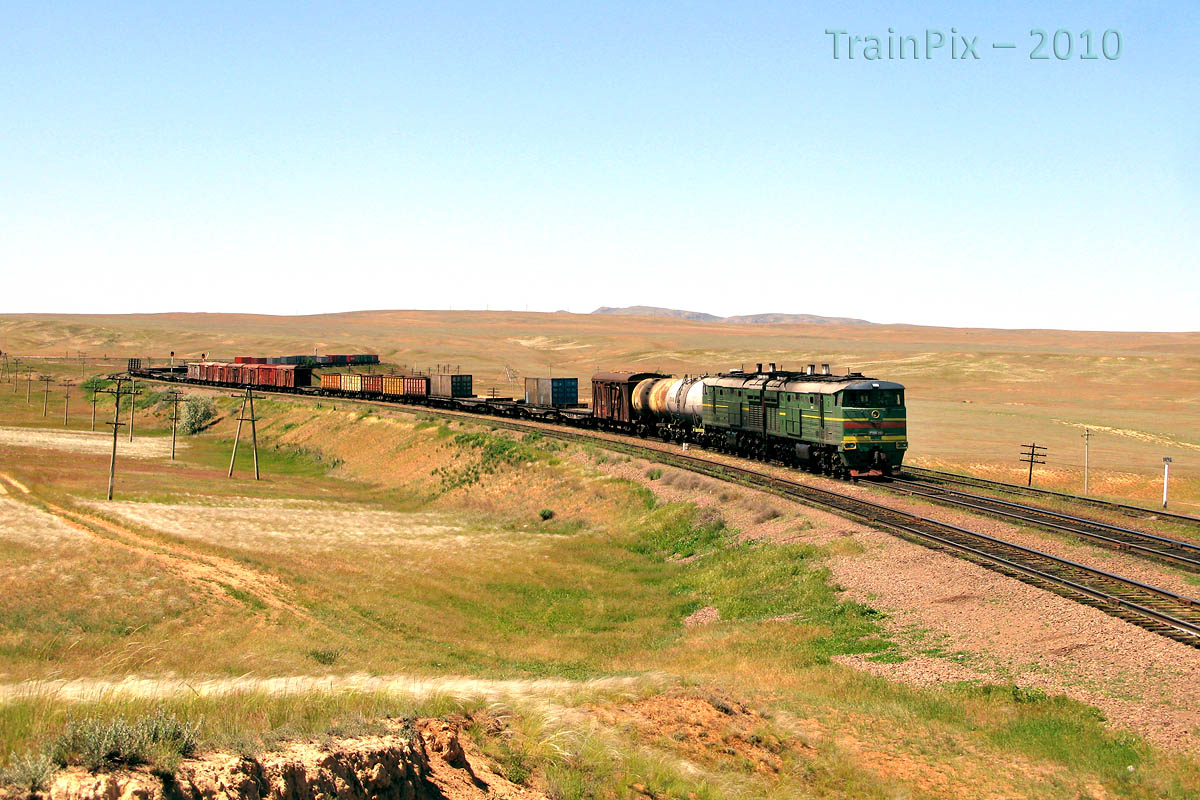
[307,648,344,666]
[539,508,555,521]
[181,397,218,435]
[50,709,199,772]
[0,750,55,792]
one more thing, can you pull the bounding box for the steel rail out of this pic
[136,372,1200,646]
[903,465,1200,526]
[887,478,1200,571]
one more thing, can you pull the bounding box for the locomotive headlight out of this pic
[844,442,857,450]
[896,442,908,449]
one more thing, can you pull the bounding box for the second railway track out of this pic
[139,373,1200,649]
[886,477,1200,572]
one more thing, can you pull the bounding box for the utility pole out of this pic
[26,370,33,403]
[98,377,133,500]
[167,389,183,460]
[1082,428,1092,495]
[90,379,100,431]
[228,387,260,479]
[39,375,53,416]
[1163,457,1172,509]
[1019,443,1047,487]
[128,375,136,441]
[61,379,74,426]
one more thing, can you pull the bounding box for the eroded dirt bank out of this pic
[12,719,540,800]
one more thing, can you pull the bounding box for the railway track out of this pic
[903,465,1200,527]
[886,478,1200,572]
[137,373,1200,648]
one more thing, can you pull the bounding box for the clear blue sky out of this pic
[2,1,1196,330]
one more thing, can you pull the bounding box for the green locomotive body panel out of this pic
[701,368,907,475]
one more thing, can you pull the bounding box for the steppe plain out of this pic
[1,310,1198,800]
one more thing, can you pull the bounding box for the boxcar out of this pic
[341,373,363,393]
[591,372,667,425]
[362,375,384,394]
[525,377,579,407]
[275,365,310,388]
[404,375,430,397]
[430,374,472,398]
[320,373,341,391]
[381,375,404,396]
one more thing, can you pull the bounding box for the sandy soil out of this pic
[90,499,553,556]
[0,496,86,546]
[1,490,314,622]
[597,452,1200,754]
[0,425,182,459]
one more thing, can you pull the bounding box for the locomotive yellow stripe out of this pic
[843,435,908,443]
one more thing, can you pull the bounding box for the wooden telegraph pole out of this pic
[167,389,183,460]
[39,375,53,417]
[128,375,136,441]
[89,378,101,431]
[97,377,137,500]
[61,379,74,426]
[1019,443,1047,487]
[228,386,260,479]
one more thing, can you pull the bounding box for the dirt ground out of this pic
[595,452,1200,754]
[0,426,181,459]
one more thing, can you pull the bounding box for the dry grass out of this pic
[3,309,1196,509]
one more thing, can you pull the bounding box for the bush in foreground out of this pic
[0,750,55,792]
[50,709,199,772]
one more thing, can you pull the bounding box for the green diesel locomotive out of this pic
[619,362,906,478]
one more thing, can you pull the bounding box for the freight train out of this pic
[145,356,907,478]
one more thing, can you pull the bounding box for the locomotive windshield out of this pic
[843,389,903,407]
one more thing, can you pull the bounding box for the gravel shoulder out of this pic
[591,450,1200,754]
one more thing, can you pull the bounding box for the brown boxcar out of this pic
[362,375,384,394]
[381,375,404,396]
[320,373,341,391]
[591,372,667,424]
[272,365,310,388]
[430,373,472,398]
[403,375,430,397]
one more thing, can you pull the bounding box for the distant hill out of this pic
[590,306,871,325]
[591,306,722,322]
[723,312,871,325]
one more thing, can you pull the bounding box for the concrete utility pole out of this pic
[167,389,183,460]
[1082,428,1092,494]
[39,375,53,417]
[61,379,74,426]
[26,370,33,403]
[228,387,260,479]
[1163,457,1172,509]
